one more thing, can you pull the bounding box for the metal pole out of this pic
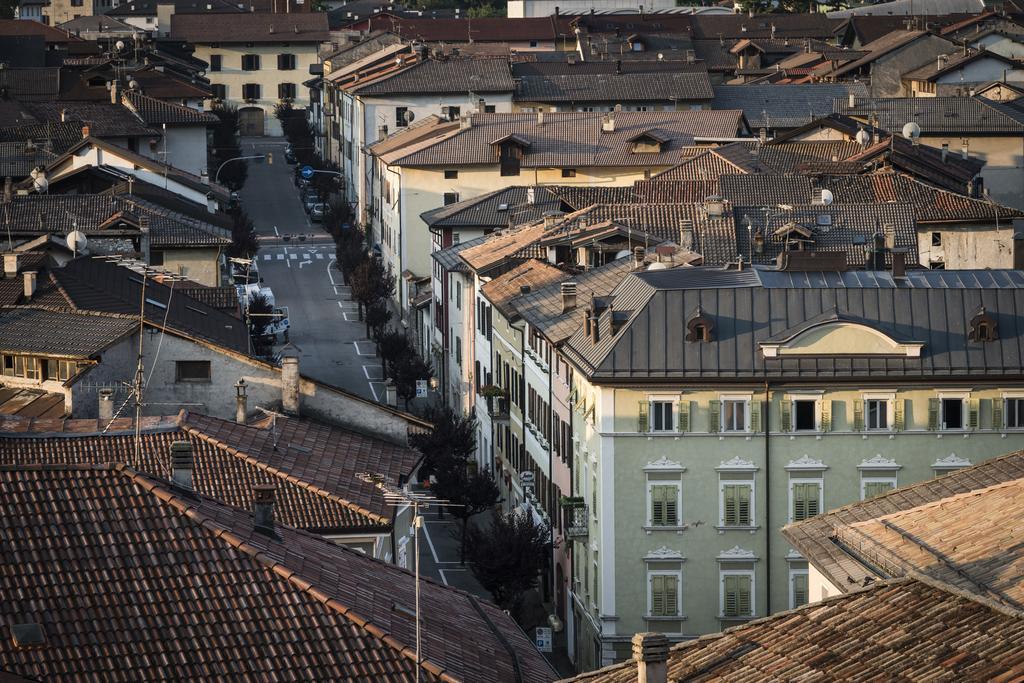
[414,501,422,683]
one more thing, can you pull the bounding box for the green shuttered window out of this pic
[723,574,752,618]
[792,482,821,522]
[722,484,751,526]
[650,484,679,526]
[650,574,679,617]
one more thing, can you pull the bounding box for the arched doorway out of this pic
[238,106,265,136]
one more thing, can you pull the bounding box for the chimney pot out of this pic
[892,249,907,277]
[81,125,90,139]
[281,356,300,415]
[3,252,18,278]
[519,284,531,295]
[3,176,12,203]
[110,80,120,105]
[560,281,577,313]
[253,483,276,532]
[633,245,645,268]
[98,388,114,424]
[632,632,670,683]
[170,441,194,490]
[22,270,36,300]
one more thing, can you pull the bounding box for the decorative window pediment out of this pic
[933,453,971,469]
[717,545,758,561]
[785,455,827,471]
[644,545,684,561]
[857,454,901,471]
[644,456,686,472]
[761,320,923,358]
[716,456,758,472]
[686,306,714,343]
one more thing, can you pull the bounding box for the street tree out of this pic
[209,104,247,190]
[246,292,275,357]
[226,210,259,259]
[433,463,500,564]
[393,351,432,410]
[410,405,477,477]
[376,329,410,380]
[349,257,394,320]
[465,511,550,619]
[364,299,392,341]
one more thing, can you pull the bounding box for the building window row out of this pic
[644,568,756,620]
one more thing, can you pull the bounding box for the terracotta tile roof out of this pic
[378,112,742,168]
[121,90,218,126]
[561,577,1024,682]
[783,449,1024,599]
[0,19,82,43]
[349,13,573,42]
[176,286,241,315]
[0,387,65,419]
[480,258,566,319]
[0,462,556,682]
[22,101,159,138]
[0,67,60,99]
[421,186,563,230]
[352,56,515,96]
[689,13,842,40]
[546,185,638,210]
[459,223,546,273]
[168,12,330,43]
[513,61,713,103]
[0,306,136,358]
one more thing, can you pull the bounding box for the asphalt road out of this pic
[238,137,381,401]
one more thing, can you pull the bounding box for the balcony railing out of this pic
[563,497,589,539]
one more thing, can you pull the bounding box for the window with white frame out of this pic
[866,398,890,430]
[722,397,748,432]
[1004,396,1024,429]
[793,399,817,431]
[789,568,809,609]
[647,570,681,617]
[935,393,971,430]
[861,476,896,499]
[720,571,754,618]
[651,400,674,432]
[789,479,822,522]
[647,481,681,527]
[720,481,753,527]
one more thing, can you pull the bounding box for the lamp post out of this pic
[214,153,273,185]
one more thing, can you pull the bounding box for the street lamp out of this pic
[214,153,273,185]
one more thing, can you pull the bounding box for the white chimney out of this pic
[110,80,120,105]
[170,441,194,490]
[537,110,544,126]
[460,115,473,130]
[3,252,18,278]
[281,356,300,415]
[602,113,616,133]
[22,270,36,300]
[560,281,577,313]
[98,388,114,424]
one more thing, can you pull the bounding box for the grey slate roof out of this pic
[420,186,562,230]
[513,61,713,103]
[352,56,515,96]
[0,142,57,178]
[561,266,1024,381]
[731,202,917,267]
[22,101,159,138]
[0,306,136,358]
[121,91,218,126]
[378,111,743,167]
[431,235,488,273]
[835,96,1024,134]
[710,83,870,129]
[0,67,60,99]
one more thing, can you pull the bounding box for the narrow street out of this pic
[236,137,379,401]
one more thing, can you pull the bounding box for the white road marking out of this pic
[362,364,384,381]
[263,254,271,261]
[273,225,279,236]
[276,253,284,260]
[422,521,442,565]
[289,253,298,260]
[316,253,325,260]
[353,340,375,356]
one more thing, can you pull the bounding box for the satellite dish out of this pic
[615,249,631,260]
[820,189,834,205]
[67,230,88,255]
[129,79,139,90]
[404,109,416,124]
[32,175,48,193]
[902,121,921,140]
[115,40,125,51]
[855,128,871,146]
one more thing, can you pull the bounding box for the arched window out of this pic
[686,309,714,343]
[969,307,998,343]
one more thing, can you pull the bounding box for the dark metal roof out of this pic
[711,83,870,129]
[430,234,488,273]
[513,61,713,103]
[0,306,136,358]
[352,56,515,96]
[836,96,1024,134]
[561,265,1024,380]
[420,185,562,230]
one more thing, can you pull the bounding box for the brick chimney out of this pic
[253,483,276,533]
[281,356,300,415]
[98,388,114,424]
[632,633,669,683]
[170,441,194,490]
[560,281,577,313]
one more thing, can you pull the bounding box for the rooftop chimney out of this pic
[3,252,17,278]
[537,110,544,126]
[206,192,217,214]
[110,80,120,105]
[679,219,694,250]
[139,216,150,261]
[81,125,90,139]
[282,356,300,415]
[235,379,248,424]
[170,441,194,490]
[848,92,856,108]
[519,285,531,295]
[22,270,36,300]
[253,483,276,533]
[3,176,11,203]
[589,309,600,343]
[98,388,114,424]
[460,115,473,130]
[543,210,564,227]
[602,113,615,133]
[633,633,669,683]
[892,249,907,278]
[633,245,645,268]
[560,281,577,313]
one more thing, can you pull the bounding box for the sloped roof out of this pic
[783,448,1024,599]
[513,61,713,103]
[0,306,136,358]
[352,56,514,96]
[22,100,159,138]
[121,90,218,126]
[0,67,60,99]
[689,13,841,40]
[459,223,546,273]
[347,13,574,42]
[168,12,330,43]
[560,266,1024,381]
[836,95,1024,134]
[421,186,562,230]
[379,111,742,168]
[0,387,65,418]
[0,18,82,43]
[0,462,556,682]
[710,83,870,129]
[902,48,1020,82]
[480,258,566,319]
[561,577,1024,682]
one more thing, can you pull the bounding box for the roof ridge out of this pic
[111,462,461,683]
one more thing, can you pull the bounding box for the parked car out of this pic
[310,203,328,222]
[302,191,321,213]
[284,147,297,164]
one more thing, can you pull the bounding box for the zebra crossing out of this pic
[260,249,328,262]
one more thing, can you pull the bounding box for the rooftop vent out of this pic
[170,441,193,490]
[561,281,577,313]
[11,623,45,649]
[254,483,276,533]
[816,214,832,227]
[497,203,509,211]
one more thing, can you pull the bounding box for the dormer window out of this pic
[629,129,669,154]
[686,308,714,342]
[491,134,530,177]
[969,307,997,342]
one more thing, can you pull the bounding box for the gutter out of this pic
[467,594,525,683]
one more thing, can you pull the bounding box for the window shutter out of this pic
[737,576,751,616]
[894,399,904,431]
[750,400,761,433]
[651,575,665,616]
[650,486,664,525]
[820,399,832,432]
[638,401,649,433]
[723,575,738,616]
[968,398,979,429]
[708,400,720,433]
[737,485,751,525]
[993,398,1004,430]
[806,483,820,517]
[793,484,806,521]
[864,481,892,499]
[723,485,737,526]
[928,398,940,431]
[780,399,791,432]
[664,488,678,526]
[677,400,689,433]
[664,575,678,616]
[853,399,864,431]
[793,574,808,607]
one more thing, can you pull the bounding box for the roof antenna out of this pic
[255,406,285,451]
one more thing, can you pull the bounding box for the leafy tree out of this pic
[247,292,275,357]
[434,462,500,563]
[393,351,432,410]
[226,210,259,259]
[350,257,394,320]
[410,405,477,475]
[465,511,550,619]
[377,329,411,381]
[365,299,392,341]
[209,103,247,190]
[467,3,502,17]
